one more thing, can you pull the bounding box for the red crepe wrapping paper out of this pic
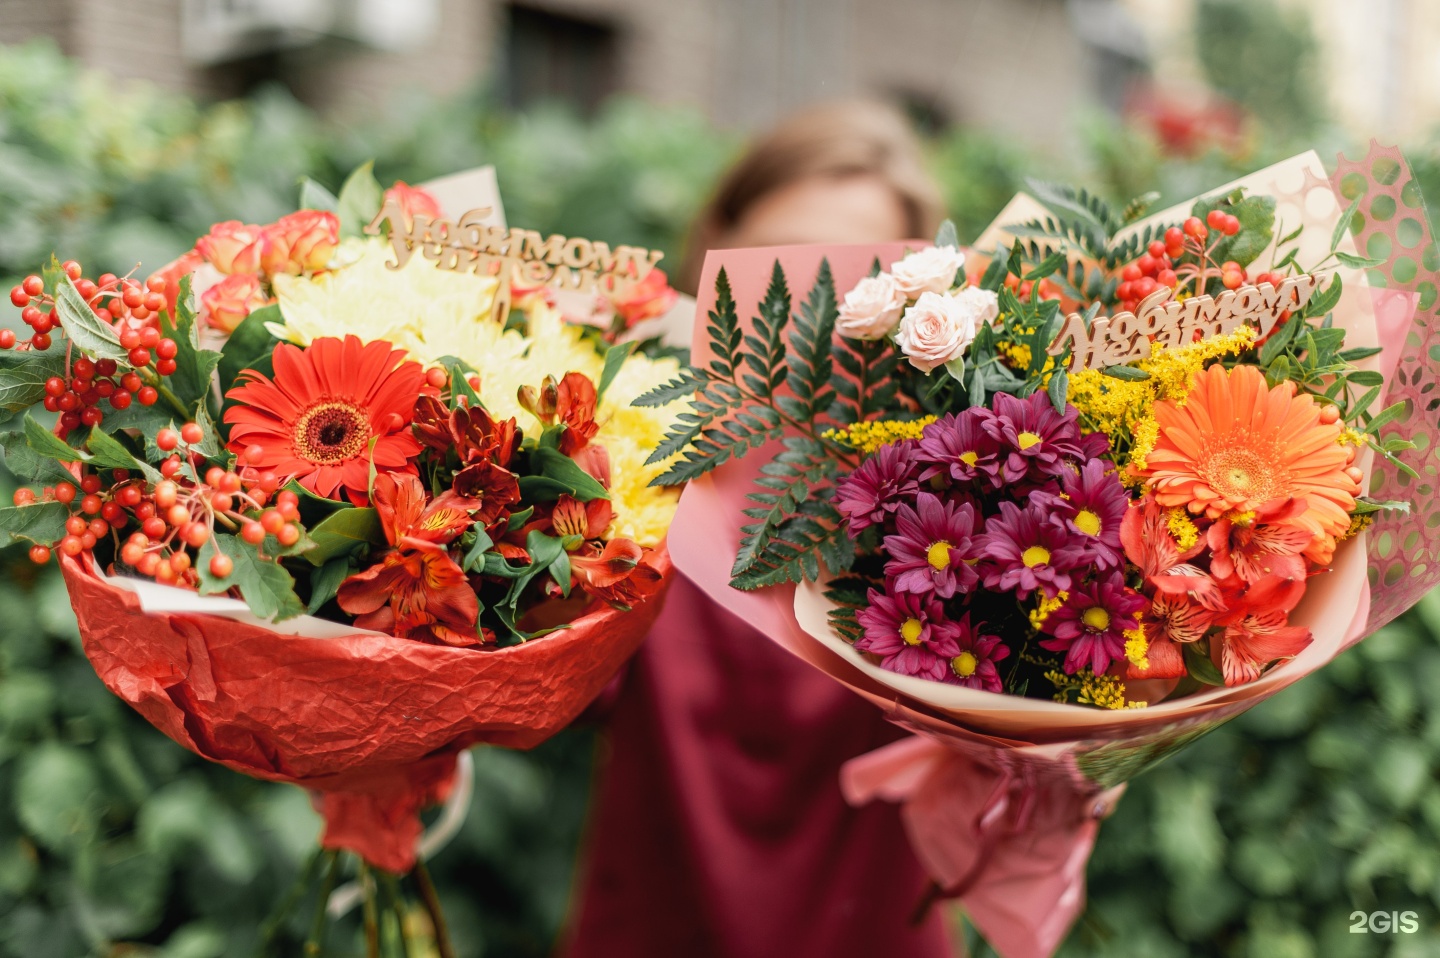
[62,547,672,873]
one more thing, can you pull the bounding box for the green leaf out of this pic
[1347,370,1385,387]
[633,368,702,408]
[218,305,281,397]
[0,500,69,546]
[23,414,86,462]
[1334,251,1387,270]
[85,427,161,481]
[436,355,481,409]
[597,342,635,401]
[196,533,305,621]
[1183,642,1226,687]
[784,259,837,422]
[0,430,78,484]
[0,350,67,417]
[54,277,127,363]
[1331,194,1362,254]
[161,275,223,410]
[303,507,385,566]
[336,161,384,239]
[520,446,610,501]
[1338,346,1384,361]
[933,220,959,249]
[1023,250,1067,282]
[1366,401,1408,434]
[1304,274,1343,319]
[1047,367,1069,413]
[307,557,352,614]
[461,528,495,573]
[1102,365,1150,381]
[298,176,339,213]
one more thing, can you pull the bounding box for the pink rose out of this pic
[890,245,966,298]
[384,181,444,221]
[195,221,266,275]
[836,272,906,340]
[954,285,1000,326]
[895,291,980,373]
[201,272,271,332]
[610,268,679,330]
[261,210,339,275]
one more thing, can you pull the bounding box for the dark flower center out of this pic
[294,401,371,464]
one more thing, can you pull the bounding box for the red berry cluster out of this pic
[11,261,178,434]
[1114,207,1249,311]
[20,429,306,586]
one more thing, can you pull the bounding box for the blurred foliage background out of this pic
[2,34,1440,958]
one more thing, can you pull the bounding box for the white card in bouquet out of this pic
[418,166,506,226]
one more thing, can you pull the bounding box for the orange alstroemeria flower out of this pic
[1206,498,1313,584]
[1132,363,1360,564]
[570,538,664,609]
[555,372,599,456]
[336,474,484,647]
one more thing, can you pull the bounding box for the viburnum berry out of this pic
[44,377,66,397]
[80,407,103,427]
[121,542,144,566]
[259,509,285,535]
[59,535,83,557]
[80,475,101,495]
[119,328,142,350]
[156,338,178,360]
[79,531,97,551]
[211,492,234,513]
[116,485,142,508]
[156,428,179,451]
[180,422,203,444]
[134,500,156,520]
[58,411,81,432]
[160,456,183,479]
[277,524,301,547]
[136,552,160,576]
[21,306,42,326]
[182,522,210,548]
[29,544,51,564]
[154,558,176,582]
[155,358,177,376]
[137,386,158,406]
[1157,268,1178,288]
[31,333,51,350]
[425,367,447,389]
[128,347,151,367]
[1183,216,1206,240]
[75,279,97,301]
[80,494,102,515]
[142,517,166,539]
[101,501,124,524]
[65,515,87,537]
[73,358,95,379]
[1206,209,1227,230]
[0,330,16,349]
[146,275,166,293]
[244,444,265,465]
[88,518,108,538]
[166,504,189,527]
[110,391,132,410]
[154,480,178,509]
[241,521,265,545]
[218,472,242,494]
[208,553,233,578]
[140,327,160,349]
[21,275,43,297]
[10,285,30,308]
[54,482,76,505]
[61,260,81,280]
[11,488,35,506]
[1221,214,1240,236]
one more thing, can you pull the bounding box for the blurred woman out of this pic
[563,100,950,958]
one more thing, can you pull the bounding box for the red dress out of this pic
[562,574,951,958]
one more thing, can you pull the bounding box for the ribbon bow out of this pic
[841,736,1123,958]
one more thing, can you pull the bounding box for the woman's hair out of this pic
[678,99,944,292]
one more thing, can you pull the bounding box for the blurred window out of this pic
[501,4,619,115]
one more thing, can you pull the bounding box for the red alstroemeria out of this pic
[336,474,484,647]
[1219,610,1312,686]
[1125,622,1188,680]
[1120,496,1221,609]
[412,394,521,467]
[555,372,599,456]
[1126,593,1212,681]
[551,494,614,541]
[453,460,521,525]
[570,539,664,608]
[1207,498,1313,583]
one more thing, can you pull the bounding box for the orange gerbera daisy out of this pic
[1131,363,1359,563]
[224,335,425,504]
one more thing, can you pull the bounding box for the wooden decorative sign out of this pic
[366,197,665,321]
[1047,274,1323,372]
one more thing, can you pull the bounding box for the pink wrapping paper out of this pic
[670,146,1436,958]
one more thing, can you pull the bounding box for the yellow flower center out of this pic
[1017,431,1042,450]
[1202,446,1285,503]
[293,400,372,465]
[1021,545,1051,568]
[1073,509,1102,536]
[1081,607,1111,631]
[951,651,979,678]
[959,450,979,466]
[900,618,924,645]
[926,541,951,570]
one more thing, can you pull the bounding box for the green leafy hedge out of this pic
[3,38,1440,957]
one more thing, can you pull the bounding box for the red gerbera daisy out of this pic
[224,335,425,504]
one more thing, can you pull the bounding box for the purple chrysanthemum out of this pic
[976,499,1082,599]
[883,492,981,598]
[834,441,921,533]
[916,411,1002,489]
[1047,459,1129,571]
[1040,573,1147,675]
[983,392,1090,484]
[941,613,1010,693]
[855,588,962,681]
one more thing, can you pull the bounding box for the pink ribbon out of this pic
[842,737,1124,958]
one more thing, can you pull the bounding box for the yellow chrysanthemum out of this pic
[1124,628,1150,670]
[1046,668,1147,710]
[1165,508,1200,550]
[272,239,689,547]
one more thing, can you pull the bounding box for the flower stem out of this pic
[304,850,342,957]
[139,367,193,420]
[377,872,411,958]
[256,846,323,956]
[360,863,381,958]
[411,859,456,958]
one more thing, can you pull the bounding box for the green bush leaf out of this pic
[336,160,385,239]
[23,414,86,463]
[0,350,67,417]
[303,507,385,566]
[54,276,128,363]
[521,446,610,501]
[218,305,281,398]
[196,534,305,621]
[0,500,69,546]
[160,276,223,410]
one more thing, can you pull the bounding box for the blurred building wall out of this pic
[0,0,1134,141]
